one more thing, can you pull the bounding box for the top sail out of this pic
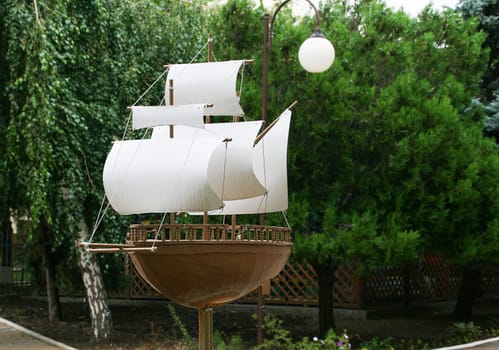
[166,60,245,116]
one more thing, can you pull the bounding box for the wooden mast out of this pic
[200,34,214,350]
[202,34,213,240]
[168,74,175,226]
[168,79,174,139]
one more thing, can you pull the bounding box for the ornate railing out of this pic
[127,223,292,243]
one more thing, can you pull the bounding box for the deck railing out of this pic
[127,223,292,243]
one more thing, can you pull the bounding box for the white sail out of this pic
[167,60,244,116]
[152,121,266,201]
[103,59,292,217]
[131,104,206,130]
[103,132,224,215]
[205,121,266,200]
[204,109,292,215]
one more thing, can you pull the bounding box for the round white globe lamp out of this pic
[298,30,335,73]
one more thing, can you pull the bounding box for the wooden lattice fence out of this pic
[362,257,464,305]
[483,266,499,293]
[122,255,498,308]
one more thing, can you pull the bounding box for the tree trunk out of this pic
[403,264,411,305]
[453,266,482,322]
[40,222,62,322]
[1,213,13,284]
[78,220,112,342]
[1,214,12,267]
[314,264,338,337]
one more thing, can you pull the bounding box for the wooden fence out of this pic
[122,256,499,308]
[2,239,498,307]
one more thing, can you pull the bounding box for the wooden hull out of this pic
[128,240,292,308]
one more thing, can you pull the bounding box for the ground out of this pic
[0,295,498,349]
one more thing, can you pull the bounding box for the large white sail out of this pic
[167,60,245,116]
[206,121,266,200]
[131,104,206,130]
[152,121,266,201]
[103,132,224,215]
[204,109,292,215]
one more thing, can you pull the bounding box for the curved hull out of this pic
[128,240,292,309]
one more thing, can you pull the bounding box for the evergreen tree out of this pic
[459,0,499,142]
[286,0,494,333]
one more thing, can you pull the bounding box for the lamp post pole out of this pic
[262,0,327,124]
[258,0,335,345]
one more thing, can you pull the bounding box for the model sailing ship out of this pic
[82,52,293,309]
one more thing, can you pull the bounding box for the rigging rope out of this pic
[238,63,245,100]
[132,68,169,107]
[88,196,111,243]
[120,68,169,141]
[211,51,218,62]
[281,210,291,229]
[261,138,268,213]
[151,212,168,252]
[220,140,229,202]
[121,111,133,141]
[188,40,210,64]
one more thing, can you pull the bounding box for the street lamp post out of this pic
[258,0,335,345]
[262,0,335,126]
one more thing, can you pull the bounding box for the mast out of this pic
[168,79,175,138]
[169,75,175,225]
[203,34,213,239]
[200,34,213,350]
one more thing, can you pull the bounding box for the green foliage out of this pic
[208,0,263,60]
[247,314,499,350]
[167,304,195,349]
[275,0,497,273]
[0,0,210,293]
[294,206,419,273]
[207,0,264,120]
[359,336,395,350]
[207,0,498,332]
[460,0,499,140]
[214,330,245,350]
[253,313,293,349]
[440,321,499,346]
[449,322,482,339]
[254,313,352,349]
[490,316,499,329]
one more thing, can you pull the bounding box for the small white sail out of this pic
[167,60,245,116]
[131,104,206,130]
[206,121,266,200]
[103,132,224,215]
[205,109,292,215]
